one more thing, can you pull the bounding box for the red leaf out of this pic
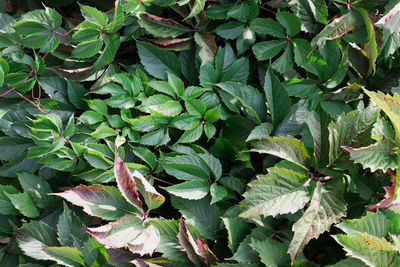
[114,149,142,208]
[177,219,204,266]
[196,234,219,265]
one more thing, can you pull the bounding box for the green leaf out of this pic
[86,214,143,248]
[264,65,291,126]
[16,221,60,261]
[230,235,260,263]
[222,217,250,253]
[16,172,53,209]
[357,8,377,75]
[6,192,40,218]
[250,238,290,267]
[253,136,310,168]
[171,196,219,240]
[57,203,89,247]
[215,21,245,40]
[79,4,108,27]
[250,18,286,38]
[364,89,400,142]
[131,146,157,170]
[132,170,165,211]
[177,124,203,143]
[80,111,104,124]
[139,12,191,38]
[343,138,398,172]
[246,123,273,141]
[210,183,227,204]
[333,233,400,267]
[240,167,311,218]
[163,180,209,200]
[217,82,266,123]
[139,128,170,146]
[204,122,216,140]
[107,0,124,33]
[311,12,356,46]
[44,247,85,267]
[276,11,301,37]
[148,80,176,98]
[196,152,222,181]
[51,184,138,220]
[13,20,47,35]
[84,149,113,169]
[293,38,311,66]
[336,211,391,238]
[272,42,294,74]
[0,137,32,161]
[186,0,206,19]
[185,99,207,116]
[90,122,117,139]
[67,80,88,110]
[71,38,102,59]
[93,35,118,69]
[136,41,181,79]
[162,154,210,181]
[328,105,380,164]
[252,40,286,61]
[288,183,346,261]
[204,105,220,123]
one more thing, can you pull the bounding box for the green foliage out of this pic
[1,0,400,265]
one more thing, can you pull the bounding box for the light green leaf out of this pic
[80,111,104,124]
[250,238,290,267]
[177,124,203,143]
[71,38,102,59]
[240,167,311,218]
[253,136,311,168]
[6,192,40,218]
[336,211,391,238]
[364,89,400,142]
[93,35,118,69]
[90,122,117,139]
[210,183,227,204]
[163,180,209,200]
[246,123,273,141]
[334,233,400,267]
[79,4,108,27]
[288,183,346,261]
[162,154,210,181]
[44,246,85,267]
[107,0,124,33]
[343,138,398,172]
[186,0,206,19]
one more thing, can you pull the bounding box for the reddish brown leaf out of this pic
[114,149,142,208]
[138,37,193,51]
[367,175,400,210]
[48,65,98,82]
[196,234,219,265]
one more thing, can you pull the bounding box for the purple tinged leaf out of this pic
[50,184,138,220]
[127,224,160,256]
[132,170,165,211]
[86,214,143,248]
[196,234,219,266]
[177,219,204,266]
[114,149,142,208]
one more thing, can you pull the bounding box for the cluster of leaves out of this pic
[2,0,400,266]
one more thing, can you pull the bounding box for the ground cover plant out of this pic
[1,0,400,266]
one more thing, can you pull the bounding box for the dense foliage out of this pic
[1,0,400,266]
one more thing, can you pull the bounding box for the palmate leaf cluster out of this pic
[2,0,400,266]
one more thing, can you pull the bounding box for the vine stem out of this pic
[258,5,276,14]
